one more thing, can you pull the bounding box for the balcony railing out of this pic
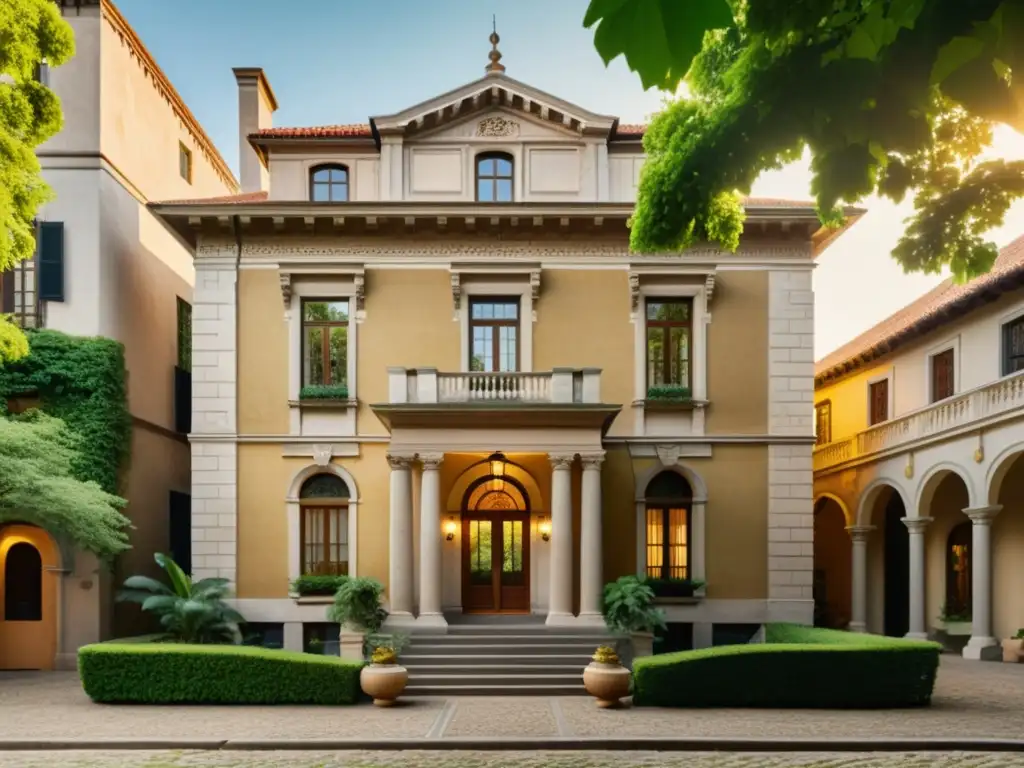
[387,367,602,405]
[814,370,1024,472]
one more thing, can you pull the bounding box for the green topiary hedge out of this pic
[79,642,364,705]
[632,623,941,708]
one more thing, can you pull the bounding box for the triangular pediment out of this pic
[410,107,582,143]
[370,72,618,138]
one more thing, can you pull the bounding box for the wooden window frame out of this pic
[475,152,514,203]
[301,298,349,387]
[644,502,692,580]
[299,500,349,576]
[468,297,520,372]
[309,164,350,202]
[1002,315,1024,376]
[178,142,193,184]
[815,399,832,446]
[645,297,693,389]
[930,347,956,403]
[868,377,889,426]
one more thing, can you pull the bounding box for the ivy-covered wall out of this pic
[0,330,131,495]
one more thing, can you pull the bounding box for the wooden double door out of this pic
[462,511,530,613]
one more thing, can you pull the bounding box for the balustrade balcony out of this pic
[386,367,603,405]
[814,370,1024,472]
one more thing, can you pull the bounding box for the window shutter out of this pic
[38,222,65,302]
[174,365,191,434]
[168,491,192,575]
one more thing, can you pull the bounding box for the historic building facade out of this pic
[813,234,1024,660]
[153,42,859,651]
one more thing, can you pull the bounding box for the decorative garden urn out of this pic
[359,647,409,706]
[582,646,631,708]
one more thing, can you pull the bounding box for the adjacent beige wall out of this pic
[238,269,290,435]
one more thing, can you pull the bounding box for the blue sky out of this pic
[115,0,1024,358]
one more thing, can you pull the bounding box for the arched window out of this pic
[945,522,972,618]
[300,474,350,576]
[644,471,692,580]
[309,164,349,202]
[475,153,513,202]
[4,542,42,621]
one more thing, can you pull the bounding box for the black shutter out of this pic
[174,366,191,434]
[38,221,65,302]
[168,491,192,575]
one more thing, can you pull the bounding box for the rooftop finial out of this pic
[486,15,505,74]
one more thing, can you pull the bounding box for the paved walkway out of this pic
[0,656,1022,744]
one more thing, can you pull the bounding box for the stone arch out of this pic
[985,442,1024,506]
[446,458,544,514]
[855,478,910,527]
[915,462,977,516]
[0,524,61,670]
[285,463,360,582]
[634,461,708,503]
[814,492,853,526]
[813,495,852,629]
[286,462,359,503]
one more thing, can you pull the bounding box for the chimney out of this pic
[232,67,278,194]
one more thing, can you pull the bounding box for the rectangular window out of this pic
[815,400,832,446]
[931,348,955,402]
[646,298,692,390]
[302,299,349,390]
[300,505,349,576]
[1003,316,1024,375]
[176,297,192,372]
[37,220,64,302]
[645,507,688,580]
[868,378,889,426]
[179,142,193,183]
[469,298,519,372]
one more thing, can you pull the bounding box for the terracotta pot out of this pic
[583,661,631,708]
[1001,638,1024,663]
[360,663,409,706]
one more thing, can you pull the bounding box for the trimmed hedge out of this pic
[632,623,941,708]
[79,642,364,705]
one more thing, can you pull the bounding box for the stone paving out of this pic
[1,752,1024,768]
[2,656,1023,742]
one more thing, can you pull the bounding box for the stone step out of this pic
[409,634,608,645]
[402,653,591,666]
[408,672,582,686]
[405,682,587,696]
[406,642,599,655]
[405,663,585,674]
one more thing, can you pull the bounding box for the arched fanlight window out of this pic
[309,164,349,202]
[475,152,513,202]
[299,474,350,576]
[644,471,692,580]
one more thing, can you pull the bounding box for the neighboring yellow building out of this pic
[152,40,860,654]
[813,235,1024,661]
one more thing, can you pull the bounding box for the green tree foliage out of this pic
[585,0,1024,280]
[0,0,75,359]
[0,411,129,558]
[117,553,245,644]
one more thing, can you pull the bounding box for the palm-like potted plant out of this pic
[116,553,244,644]
[360,645,409,706]
[1002,628,1024,663]
[327,576,387,660]
[602,575,666,663]
[582,645,631,708]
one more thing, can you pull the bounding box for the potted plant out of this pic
[327,576,387,660]
[360,645,408,706]
[582,645,631,708]
[291,573,348,598]
[602,575,666,662]
[1001,629,1024,663]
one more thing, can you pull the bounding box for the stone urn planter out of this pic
[1001,635,1024,663]
[360,647,408,706]
[583,646,631,708]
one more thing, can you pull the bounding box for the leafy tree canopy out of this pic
[585,0,1024,280]
[0,411,129,559]
[0,0,75,359]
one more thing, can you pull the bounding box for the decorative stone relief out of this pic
[476,116,520,137]
[450,273,462,312]
[655,444,681,467]
[353,274,366,312]
[628,272,640,313]
[312,444,333,466]
[530,270,541,302]
[279,273,292,310]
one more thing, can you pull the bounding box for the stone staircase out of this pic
[401,621,611,696]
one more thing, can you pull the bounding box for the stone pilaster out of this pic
[963,505,1002,660]
[767,269,815,613]
[846,525,874,632]
[902,516,932,639]
[190,240,239,583]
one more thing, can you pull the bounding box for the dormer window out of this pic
[310,164,349,202]
[476,153,513,202]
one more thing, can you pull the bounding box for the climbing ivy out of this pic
[0,330,132,494]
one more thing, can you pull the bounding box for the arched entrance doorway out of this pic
[882,492,909,637]
[812,497,851,629]
[0,524,60,670]
[461,454,531,613]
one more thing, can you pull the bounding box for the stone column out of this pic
[546,454,575,626]
[578,452,605,625]
[417,454,447,629]
[845,525,874,633]
[902,517,932,640]
[963,505,1002,660]
[385,454,415,626]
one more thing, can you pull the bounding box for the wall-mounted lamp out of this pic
[444,516,457,541]
[538,515,551,542]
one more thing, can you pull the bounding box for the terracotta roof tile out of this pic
[251,125,374,139]
[156,190,269,205]
[614,123,647,137]
[815,234,1024,381]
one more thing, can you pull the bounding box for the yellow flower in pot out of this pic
[583,645,631,708]
[360,645,409,706]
